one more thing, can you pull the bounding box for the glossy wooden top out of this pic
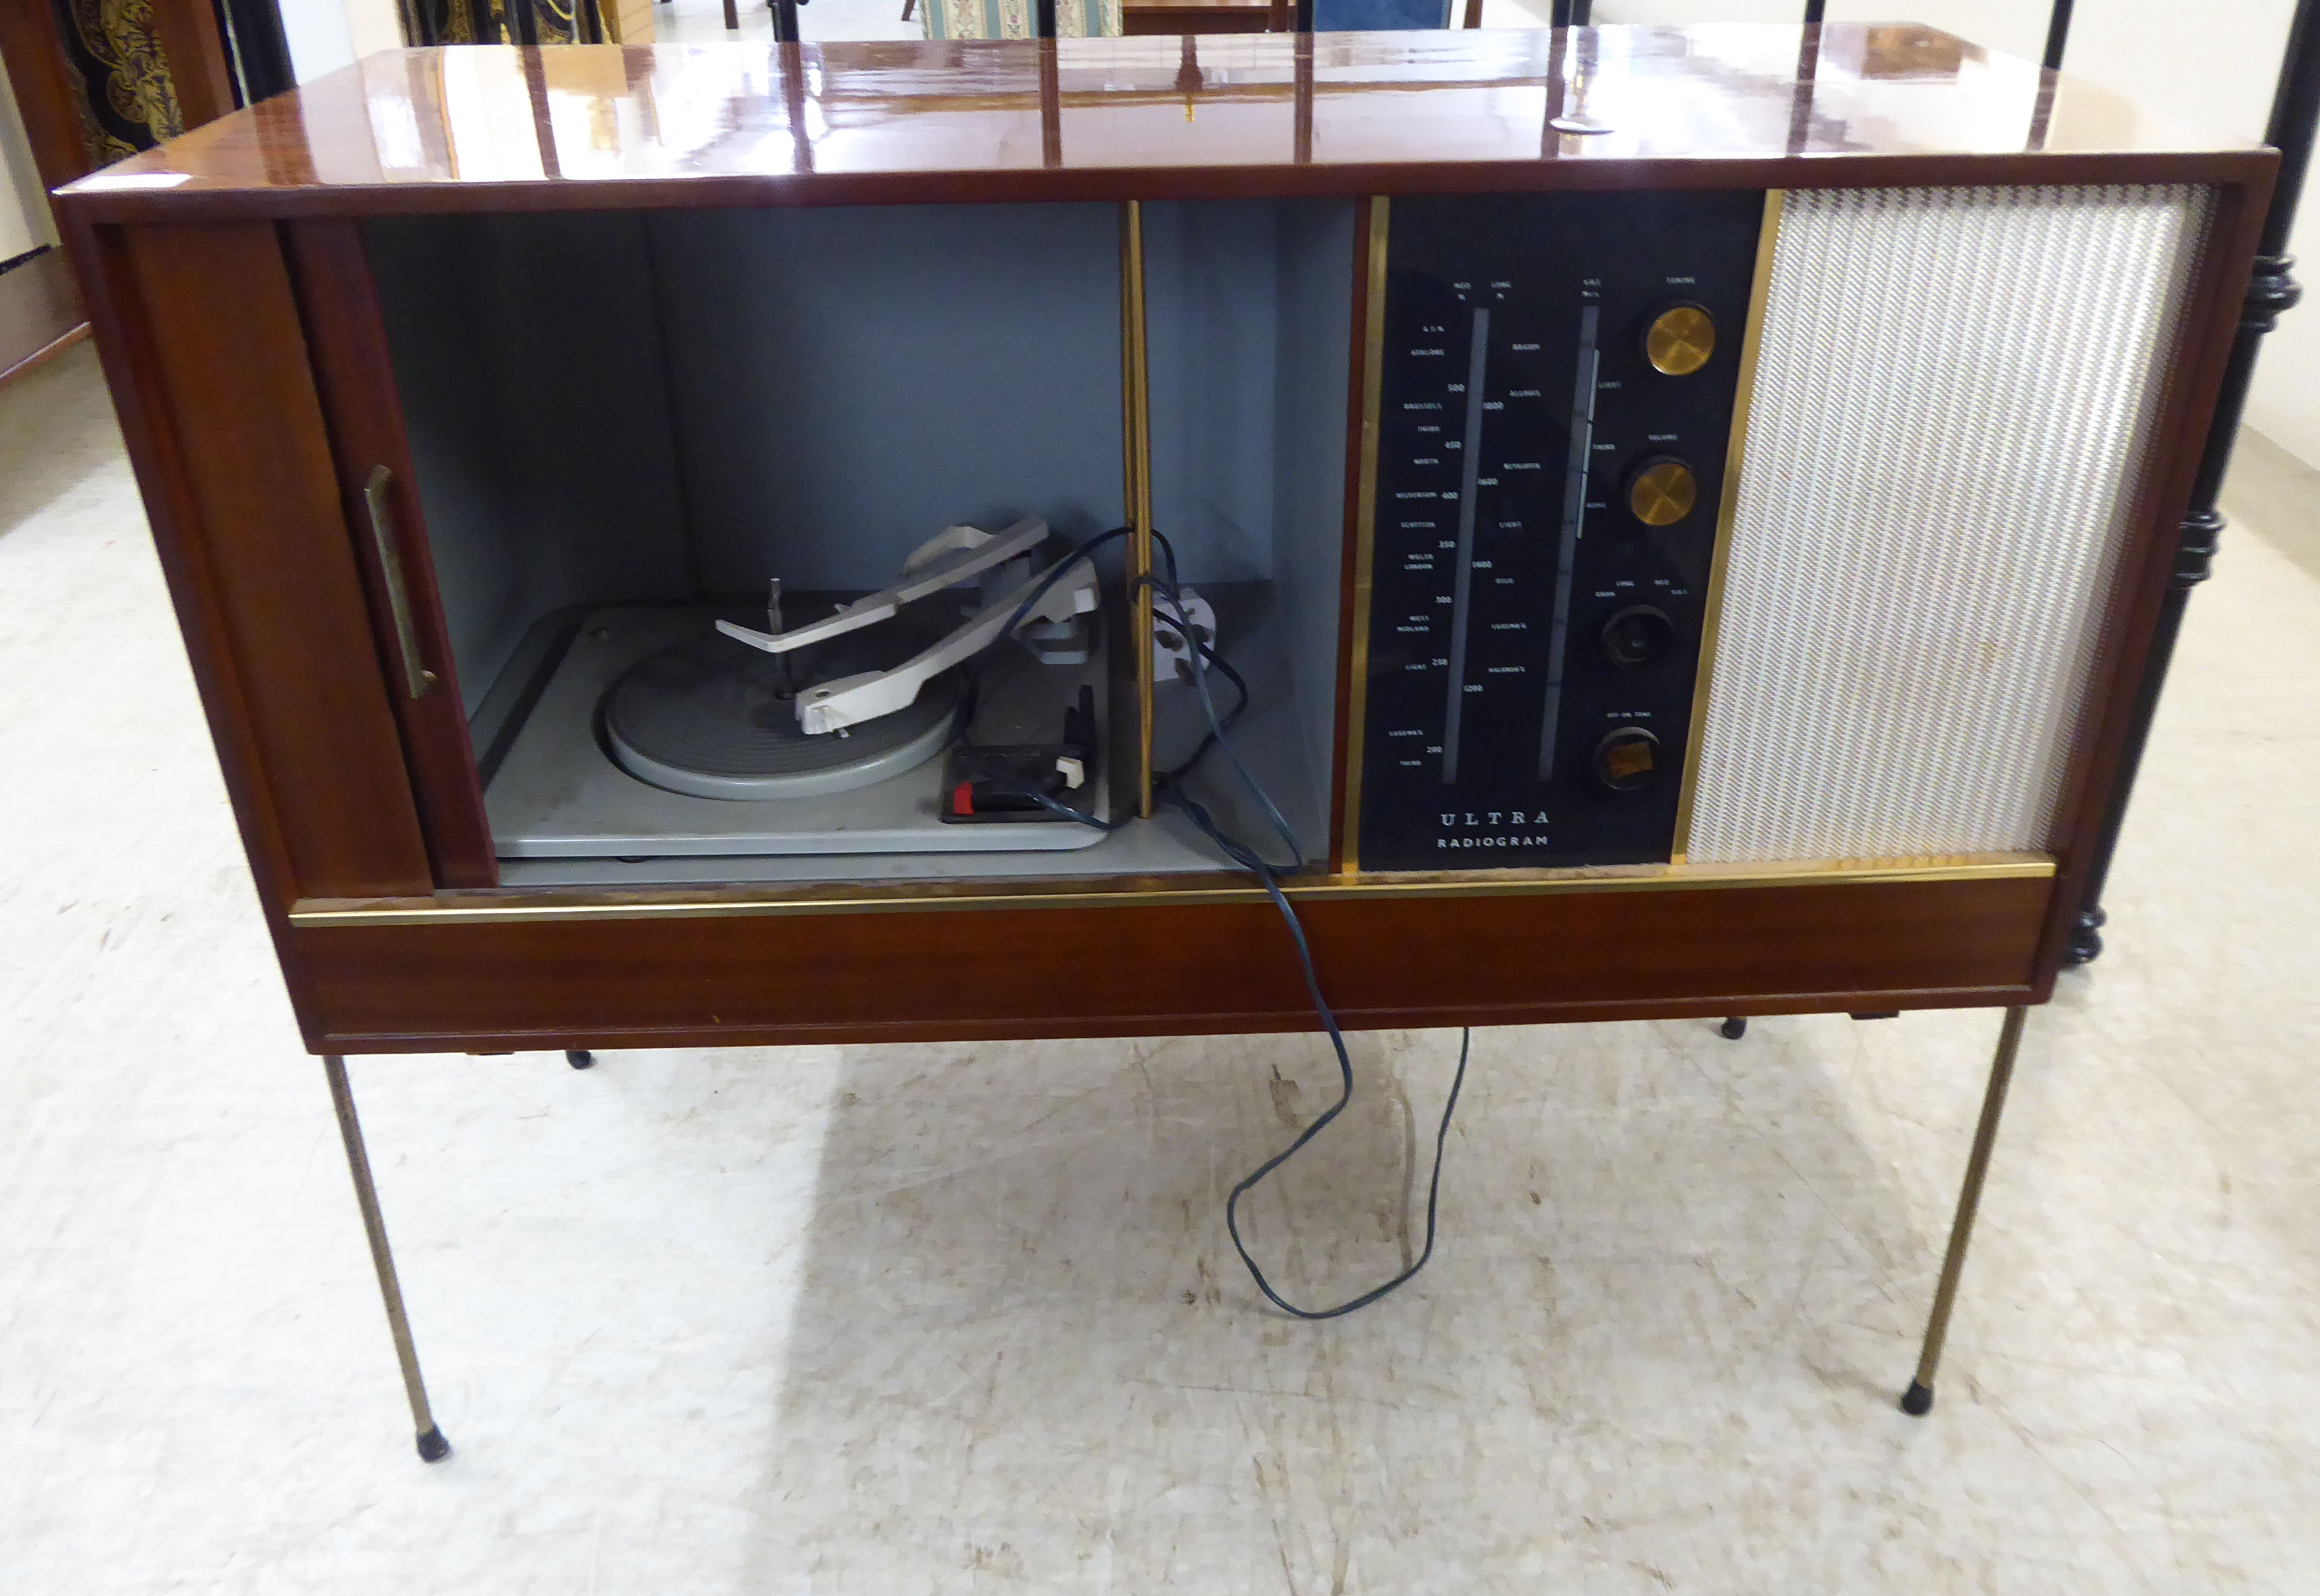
[57,25,2270,219]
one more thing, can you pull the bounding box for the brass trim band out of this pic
[1337,195,1391,871]
[1672,187,1784,862]
[288,851,2055,928]
[1121,198,1156,818]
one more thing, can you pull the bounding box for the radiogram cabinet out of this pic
[56,27,2274,1056]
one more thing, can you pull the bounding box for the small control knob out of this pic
[1593,727,1662,793]
[1643,303,1716,376]
[1601,604,1675,669]
[1624,456,1698,527]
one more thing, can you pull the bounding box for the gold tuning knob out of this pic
[1644,303,1716,376]
[1625,457,1697,527]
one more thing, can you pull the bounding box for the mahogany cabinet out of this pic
[52,28,2273,1057]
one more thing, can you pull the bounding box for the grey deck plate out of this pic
[485,606,1109,858]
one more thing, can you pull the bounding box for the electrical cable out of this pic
[953,525,1251,821]
[959,525,1471,1319]
[1140,562,1471,1319]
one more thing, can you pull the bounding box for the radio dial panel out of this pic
[1356,191,1765,869]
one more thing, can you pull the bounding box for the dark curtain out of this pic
[46,0,184,164]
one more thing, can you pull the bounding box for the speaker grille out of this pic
[1683,184,2213,865]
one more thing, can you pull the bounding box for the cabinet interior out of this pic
[362,197,1356,888]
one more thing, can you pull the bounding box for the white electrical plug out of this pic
[1152,588,1217,685]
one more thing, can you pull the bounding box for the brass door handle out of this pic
[362,465,440,699]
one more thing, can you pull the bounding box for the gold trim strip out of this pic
[1338,195,1390,872]
[288,853,2054,928]
[1122,198,1156,818]
[1672,187,1783,864]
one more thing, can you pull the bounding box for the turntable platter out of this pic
[604,626,960,800]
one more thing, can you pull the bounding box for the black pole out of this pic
[1295,0,1312,32]
[1550,0,1571,26]
[772,0,802,43]
[776,25,812,171]
[1036,0,1056,36]
[1041,38,1063,167]
[1800,0,1824,26]
[1540,23,1568,153]
[1786,16,1820,155]
[215,0,296,102]
[2042,0,2074,70]
[520,34,560,174]
[1293,31,1312,165]
[2068,0,2319,964]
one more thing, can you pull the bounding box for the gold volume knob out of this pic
[1644,303,1716,376]
[1625,457,1697,527]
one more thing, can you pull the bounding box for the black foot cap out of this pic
[1899,1381,1933,1416]
[1719,1017,1748,1041]
[416,1427,452,1462]
[2064,906,2106,968]
[566,1050,595,1070]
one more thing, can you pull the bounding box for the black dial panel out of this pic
[1356,191,1765,871]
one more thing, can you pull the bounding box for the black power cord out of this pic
[953,526,1255,811]
[961,525,1473,1320]
[1143,549,1471,1320]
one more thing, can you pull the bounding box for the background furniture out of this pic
[0,0,244,383]
[399,0,612,45]
[921,0,1125,39]
[1123,0,1283,34]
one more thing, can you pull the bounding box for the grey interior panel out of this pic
[364,211,694,715]
[648,202,1129,591]
[1269,198,1357,829]
[1144,199,1281,587]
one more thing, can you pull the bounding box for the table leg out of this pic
[324,1054,451,1462]
[1900,1005,2028,1416]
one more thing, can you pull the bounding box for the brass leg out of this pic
[1900,1005,2028,1416]
[324,1055,452,1463]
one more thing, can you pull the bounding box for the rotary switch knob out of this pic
[1643,303,1716,376]
[1624,456,1698,527]
[1593,727,1662,793]
[1601,604,1675,669]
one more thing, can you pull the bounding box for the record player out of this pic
[484,518,1114,859]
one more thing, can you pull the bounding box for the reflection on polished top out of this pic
[59,25,2266,215]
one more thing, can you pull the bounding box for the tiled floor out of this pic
[3,337,2317,1591]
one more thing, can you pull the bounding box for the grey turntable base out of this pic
[485,605,1111,859]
